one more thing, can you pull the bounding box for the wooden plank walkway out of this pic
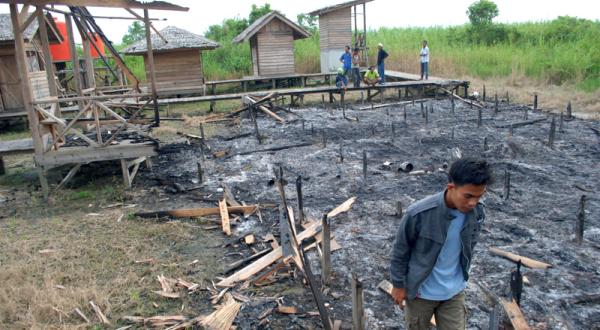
[0,138,34,156]
[385,70,443,81]
[155,78,467,105]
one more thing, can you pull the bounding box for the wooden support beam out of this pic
[135,205,259,219]
[575,195,586,244]
[501,299,531,330]
[35,8,58,112]
[55,163,82,191]
[321,214,331,284]
[143,8,160,126]
[489,247,552,269]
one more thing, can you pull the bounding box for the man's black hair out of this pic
[448,158,494,186]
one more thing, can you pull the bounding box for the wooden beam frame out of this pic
[1,1,189,11]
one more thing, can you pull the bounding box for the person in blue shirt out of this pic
[377,43,389,84]
[390,158,493,329]
[335,67,348,91]
[339,46,352,77]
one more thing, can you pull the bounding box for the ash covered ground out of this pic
[137,96,600,329]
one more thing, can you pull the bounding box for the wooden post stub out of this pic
[506,91,510,105]
[403,105,407,121]
[559,111,564,132]
[362,150,367,185]
[548,116,556,147]
[504,169,510,200]
[396,201,403,217]
[533,93,538,111]
[477,107,482,127]
[483,136,489,152]
[352,273,365,330]
[296,176,305,224]
[339,144,344,163]
[575,195,586,244]
[494,94,499,115]
[197,161,203,184]
[483,84,486,102]
[321,214,331,284]
[322,129,327,148]
[566,101,572,119]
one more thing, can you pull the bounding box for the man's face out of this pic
[345,47,350,53]
[447,183,486,213]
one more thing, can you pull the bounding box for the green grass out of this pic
[122,17,600,93]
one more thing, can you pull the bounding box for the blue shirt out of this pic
[340,52,352,70]
[418,209,467,300]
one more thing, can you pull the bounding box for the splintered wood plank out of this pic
[219,200,231,236]
[501,299,531,330]
[217,221,321,287]
[489,247,552,269]
[217,197,356,287]
[327,197,356,218]
[200,293,241,330]
[135,205,258,218]
[89,301,110,325]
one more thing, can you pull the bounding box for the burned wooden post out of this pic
[0,157,5,176]
[321,214,331,284]
[362,150,367,185]
[504,169,510,200]
[302,119,306,131]
[524,107,528,120]
[483,84,486,102]
[396,201,403,217]
[391,122,396,135]
[296,176,305,224]
[509,124,514,137]
[322,129,327,148]
[430,104,434,113]
[548,116,556,147]
[451,127,455,140]
[360,91,364,105]
[451,94,455,113]
[385,108,390,116]
[322,94,326,108]
[494,94,499,115]
[566,101,572,120]
[477,107,482,127]
[339,144,344,163]
[420,102,425,117]
[483,136,489,152]
[533,93,538,111]
[341,91,345,108]
[311,124,315,136]
[197,161,203,184]
[199,122,206,143]
[575,195,586,245]
[371,125,375,137]
[300,239,333,330]
[403,105,407,121]
[556,113,564,135]
[352,273,365,330]
[425,106,429,125]
[506,91,510,105]
[249,106,262,144]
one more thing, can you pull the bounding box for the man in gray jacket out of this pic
[390,158,493,329]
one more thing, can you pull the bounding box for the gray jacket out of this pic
[390,190,485,299]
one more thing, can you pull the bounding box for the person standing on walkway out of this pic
[420,40,430,80]
[340,46,352,77]
[377,43,389,84]
[390,158,493,329]
[351,47,361,87]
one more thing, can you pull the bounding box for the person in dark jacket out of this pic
[377,43,389,84]
[390,158,493,329]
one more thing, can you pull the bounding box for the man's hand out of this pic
[391,287,407,309]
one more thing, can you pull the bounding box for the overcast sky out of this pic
[1,0,599,44]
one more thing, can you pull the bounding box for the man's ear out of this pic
[447,182,456,191]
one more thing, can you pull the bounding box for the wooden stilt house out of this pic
[232,11,310,77]
[0,12,61,115]
[123,26,219,91]
[308,0,373,73]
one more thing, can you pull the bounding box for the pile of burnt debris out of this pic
[130,91,599,329]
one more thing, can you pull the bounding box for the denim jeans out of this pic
[421,62,429,80]
[352,67,361,87]
[377,63,385,83]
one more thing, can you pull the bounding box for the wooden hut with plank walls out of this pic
[0,12,61,116]
[123,26,219,91]
[308,0,373,73]
[233,11,310,77]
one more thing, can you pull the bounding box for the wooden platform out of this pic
[153,78,467,105]
[0,138,34,156]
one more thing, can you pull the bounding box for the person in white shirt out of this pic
[420,40,429,80]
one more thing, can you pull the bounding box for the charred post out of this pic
[504,169,510,200]
[296,176,305,224]
[506,91,510,105]
[322,129,327,148]
[483,136,489,152]
[548,116,556,147]
[403,105,407,121]
[396,201,403,217]
[483,84,486,102]
[494,94,499,115]
[533,93,538,111]
[352,273,365,330]
[339,144,344,163]
[567,101,572,119]
[196,161,203,184]
[575,195,586,244]
[362,150,368,185]
[477,107,482,127]
[559,111,564,132]
[321,214,331,284]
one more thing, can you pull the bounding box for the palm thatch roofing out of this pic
[0,12,62,44]
[308,0,374,16]
[232,11,310,44]
[122,26,219,55]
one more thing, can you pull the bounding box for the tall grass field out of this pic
[123,17,600,93]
